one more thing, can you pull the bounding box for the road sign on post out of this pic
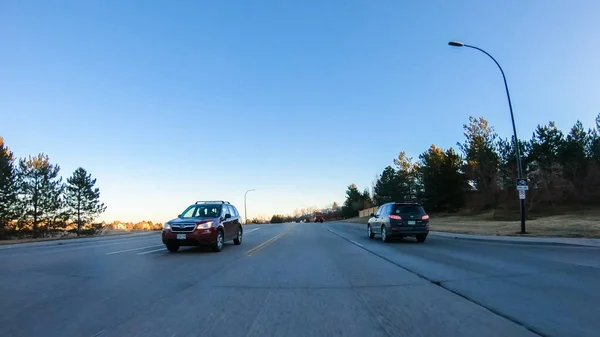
[518,190,526,200]
[516,178,528,191]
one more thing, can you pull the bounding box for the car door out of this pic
[220,205,232,239]
[372,205,385,233]
[230,205,241,236]
[380,204,391,230]
[224,204,237,240]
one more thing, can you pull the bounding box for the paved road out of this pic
[0,222,598,337]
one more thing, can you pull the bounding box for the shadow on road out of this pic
[382,238,422,244]
[171,244,237,254]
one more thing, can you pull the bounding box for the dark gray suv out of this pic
[367,202,430,243]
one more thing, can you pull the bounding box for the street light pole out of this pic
[448,41,527,233]
[244,189,255,224]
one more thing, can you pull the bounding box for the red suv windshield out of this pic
[180,205,222,218]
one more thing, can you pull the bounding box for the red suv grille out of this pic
[170,224,196,233]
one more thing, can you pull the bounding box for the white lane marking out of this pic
[322,226,337,235]
[90,329,106,337]
[322,224,365,248]
[105,244,164,255]
[137,247,167,255]
[245,228,260,234]
[349,240,364,247]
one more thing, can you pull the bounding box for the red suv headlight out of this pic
[196,221,214,230]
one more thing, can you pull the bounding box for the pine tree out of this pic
[18,154,65,237]
[341,184,364,217]
[373,166,400,205]
[527,122,570,209]
[529,122,564,174]
[361,188,374,209]
[559,120,589,192]
[394,152,419,201]
[0,137,19,239]
[459,116,500,197]
[417,145,467,212]
[65,167,107,235]
[592,114,600,161]
[497,137,530,189]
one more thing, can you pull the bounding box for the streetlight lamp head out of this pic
[448,41,465,47]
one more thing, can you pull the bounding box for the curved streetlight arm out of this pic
[463,44,523,179]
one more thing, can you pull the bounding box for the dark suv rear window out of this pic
[392,205,425,217]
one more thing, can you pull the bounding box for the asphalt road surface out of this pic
[1,222,598,337]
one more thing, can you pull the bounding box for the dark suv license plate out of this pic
[407,221,416,225]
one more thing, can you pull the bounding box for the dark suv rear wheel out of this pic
[416,234,427,243]
[381,226,390,243]
[166,243,179,252]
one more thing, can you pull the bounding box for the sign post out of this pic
[516,179,528,232]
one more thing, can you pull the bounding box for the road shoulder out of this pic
[340,220,600,247]
[0,231,159,249]
[429,231,600,247]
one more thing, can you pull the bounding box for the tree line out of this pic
[340,113,600,219]
[105,220,162,231]
[247,203,344,224]
[0,137,106,239]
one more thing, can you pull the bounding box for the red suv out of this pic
[162,201,243,252]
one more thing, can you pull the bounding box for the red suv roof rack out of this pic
[195,200,230,204]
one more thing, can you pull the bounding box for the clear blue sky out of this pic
[1,1,599,222]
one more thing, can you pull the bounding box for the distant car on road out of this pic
[367,202,429,243]
[162,200,243,252]
[314,212,324,223]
